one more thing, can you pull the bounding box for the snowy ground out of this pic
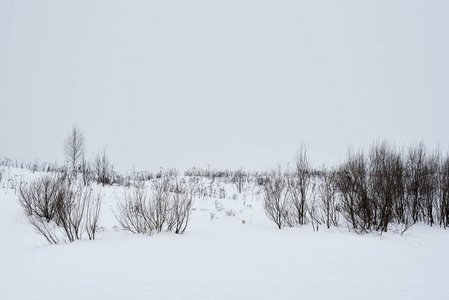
[1,167,449,299]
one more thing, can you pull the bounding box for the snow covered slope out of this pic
[1,167,448,299]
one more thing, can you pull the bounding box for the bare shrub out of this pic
[57,184,83,242]
[368,141,404,232]
[307,192,321,231]
[232,168,245,194]
[85,189,102,240]
[405,142,427,223]
[403,143,440,226]
[335,149,372,233]
[94,147,113,186]
[318,166,339,229]
[332,141,443,234]
[225,209,236,217]
[439,153,449,228]
[421,150,439,226]
[115,176,194,235]
[214,200,224,211]
[115,183,153,234]
[57,186,103,242]
[167,181,194,234]
[263,168,289,229]
[18,175,65,222]
[18,176,102,244]
[28,216,60,245]
[288,144,311,226]
[80,156,92,187]
[150,178,171,233]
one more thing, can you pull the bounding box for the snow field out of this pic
[1,167,448,299]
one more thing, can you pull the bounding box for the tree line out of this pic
[263,141,449,233]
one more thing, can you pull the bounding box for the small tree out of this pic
[439,153,449,228]
[289,143,311,226]
[263,168,289,229]
[335,149,372,233]
[421,150,439,226]
[80,155,91,186]
[94,147,112,186]
[405,142,427,223]
[64,126,85,180]
[369,141,403,232]
[318,166,339,229]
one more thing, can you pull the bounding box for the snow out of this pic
[1,167,449,299]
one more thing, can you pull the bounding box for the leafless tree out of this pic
[421,150,439,226]
[80,155,91,186]
[318,166,339,229]
[64,126,85,180]
[289,143,311,225]
[263,167,289,229]
[439,153,449,228]
[307,191,321,231]
[405,142,427,223]
[368,141,404,232]
[335,149,372,233]
[94,147,112,186]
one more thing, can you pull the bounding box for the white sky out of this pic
[1,1,448,173]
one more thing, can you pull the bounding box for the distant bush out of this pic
[114,174,193,235]
[93,147,113,186]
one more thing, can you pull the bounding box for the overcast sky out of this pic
[1,1,448,173]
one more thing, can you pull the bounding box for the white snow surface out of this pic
[1,167,449,299]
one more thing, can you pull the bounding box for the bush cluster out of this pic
[114,174,193,235]
[263,141,449,233]
[18,175,102,244]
